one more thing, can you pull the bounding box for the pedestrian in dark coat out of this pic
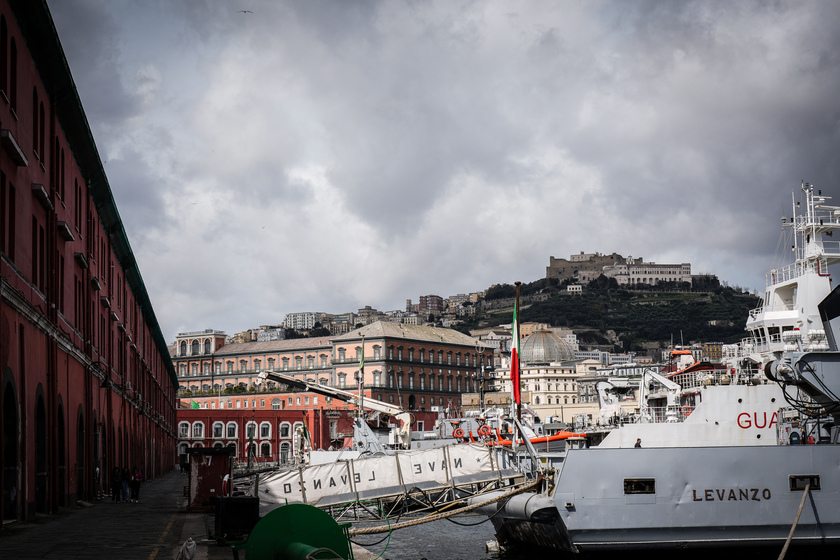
[111,467,122,502]
[121,466,131,502]
[130,467,144,502]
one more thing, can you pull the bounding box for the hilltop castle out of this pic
[547,252,692,286]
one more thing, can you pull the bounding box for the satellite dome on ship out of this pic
[520,331,574,365]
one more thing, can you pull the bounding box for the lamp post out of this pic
[475,343,485,411]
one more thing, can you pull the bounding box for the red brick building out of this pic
[175,408,354,465]
[0,1,178,525]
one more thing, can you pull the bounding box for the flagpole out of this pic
[358,334,365,422]
[515,281,522,424]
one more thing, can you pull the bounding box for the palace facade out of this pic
[174,322,492,417]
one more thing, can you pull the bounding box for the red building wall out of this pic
[1,1,177,526]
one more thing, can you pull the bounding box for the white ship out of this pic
[473,184,840,553]
[724,182,840,376]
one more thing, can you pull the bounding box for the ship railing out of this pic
[669,369,732,391]
[764,262,804,287]
[648,405,685,424]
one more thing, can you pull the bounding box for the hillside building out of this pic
[547,252,693,286]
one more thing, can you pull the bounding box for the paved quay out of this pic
[0,470,236,559]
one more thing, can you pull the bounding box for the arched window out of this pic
[31,88,38,155]
[261,442,271,458]
[9,37,17,111]
[204,339,211,354]
[226,422,237,438]
[279,422,291,438]
[260,422,271,438]
[39,101,44,157]
[179,422,189,438]
[0,16,7,94]
[191,340,199,355]
[180,341,187,356]
[280,442,291,463]
[192,422,204,438]
[271,398,281,410]
[212,422,224,438]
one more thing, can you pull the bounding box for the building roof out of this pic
[212,336,334,356]
[335,321,483,348]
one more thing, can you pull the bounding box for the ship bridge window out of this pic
[624,478,655,495]
[789,475,820,491]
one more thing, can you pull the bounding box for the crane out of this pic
[637,369,681,423]
[258,370,413,452]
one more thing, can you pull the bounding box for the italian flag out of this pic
[511,301,521,404]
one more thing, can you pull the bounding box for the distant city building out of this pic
[283,311,324,330]
[232,329,257,344]
[418,295,444,317]
[448,293,470,306]
[258,325,286,342]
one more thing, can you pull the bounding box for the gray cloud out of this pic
[48,0,840,340]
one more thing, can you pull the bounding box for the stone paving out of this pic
[0,470,233,559]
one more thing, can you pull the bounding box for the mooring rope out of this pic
[348,477,542,536]
[777,482,811,560]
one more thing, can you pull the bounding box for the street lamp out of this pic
[475,343,485,411]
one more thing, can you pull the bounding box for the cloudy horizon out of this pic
[48,1,840,342]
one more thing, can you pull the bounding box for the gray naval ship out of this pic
[474,185,840,553]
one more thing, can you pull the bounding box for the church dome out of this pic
[520,331,574,365]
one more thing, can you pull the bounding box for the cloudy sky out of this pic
[48,1,840,342]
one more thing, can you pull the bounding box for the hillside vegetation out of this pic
[456,276,759,352]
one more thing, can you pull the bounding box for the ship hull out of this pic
[487,445,840,553]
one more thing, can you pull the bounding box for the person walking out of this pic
[121,466,131,502]
[635,438,642,448]
[130,466,144,502]
[111,467,122,502]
